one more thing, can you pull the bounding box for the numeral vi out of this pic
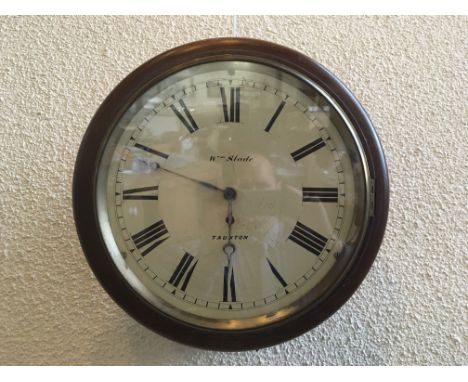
[223,267,237,302]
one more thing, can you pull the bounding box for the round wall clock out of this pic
[73,38,389,351]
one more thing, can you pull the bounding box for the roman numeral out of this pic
[302,187,338,203]
[264,100,286,132]
[223,267,236,302]
[267,258,287,288]
[168,253,198,291]
[131,220,169,256]
[122,186,158,200]
[134,143,169,159]
[291,138,325,161]
[170,99,199,133]
[288,221,328,256]
[220,87,240,122]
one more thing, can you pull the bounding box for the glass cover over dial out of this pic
[96,61,371,330]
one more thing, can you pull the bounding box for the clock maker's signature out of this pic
[209,155,253,163]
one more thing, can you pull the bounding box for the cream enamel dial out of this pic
[97,61,363,329]
[74,38,388,350]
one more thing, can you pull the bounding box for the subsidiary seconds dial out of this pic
[73,38,389,350]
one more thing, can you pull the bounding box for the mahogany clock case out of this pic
[73,38,389,351]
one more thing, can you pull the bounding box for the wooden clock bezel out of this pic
[73,38,389,351]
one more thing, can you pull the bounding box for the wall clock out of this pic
[73,38,389,351]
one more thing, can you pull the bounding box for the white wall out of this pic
[0,16,466,365]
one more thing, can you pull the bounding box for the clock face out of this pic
[74,38,388,350]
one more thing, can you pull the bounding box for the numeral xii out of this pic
[220,87,240,122]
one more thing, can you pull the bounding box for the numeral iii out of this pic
[302,187,338,203]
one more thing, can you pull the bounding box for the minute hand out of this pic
[155,164,224,193]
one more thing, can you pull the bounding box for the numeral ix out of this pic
[123,186,158,200]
